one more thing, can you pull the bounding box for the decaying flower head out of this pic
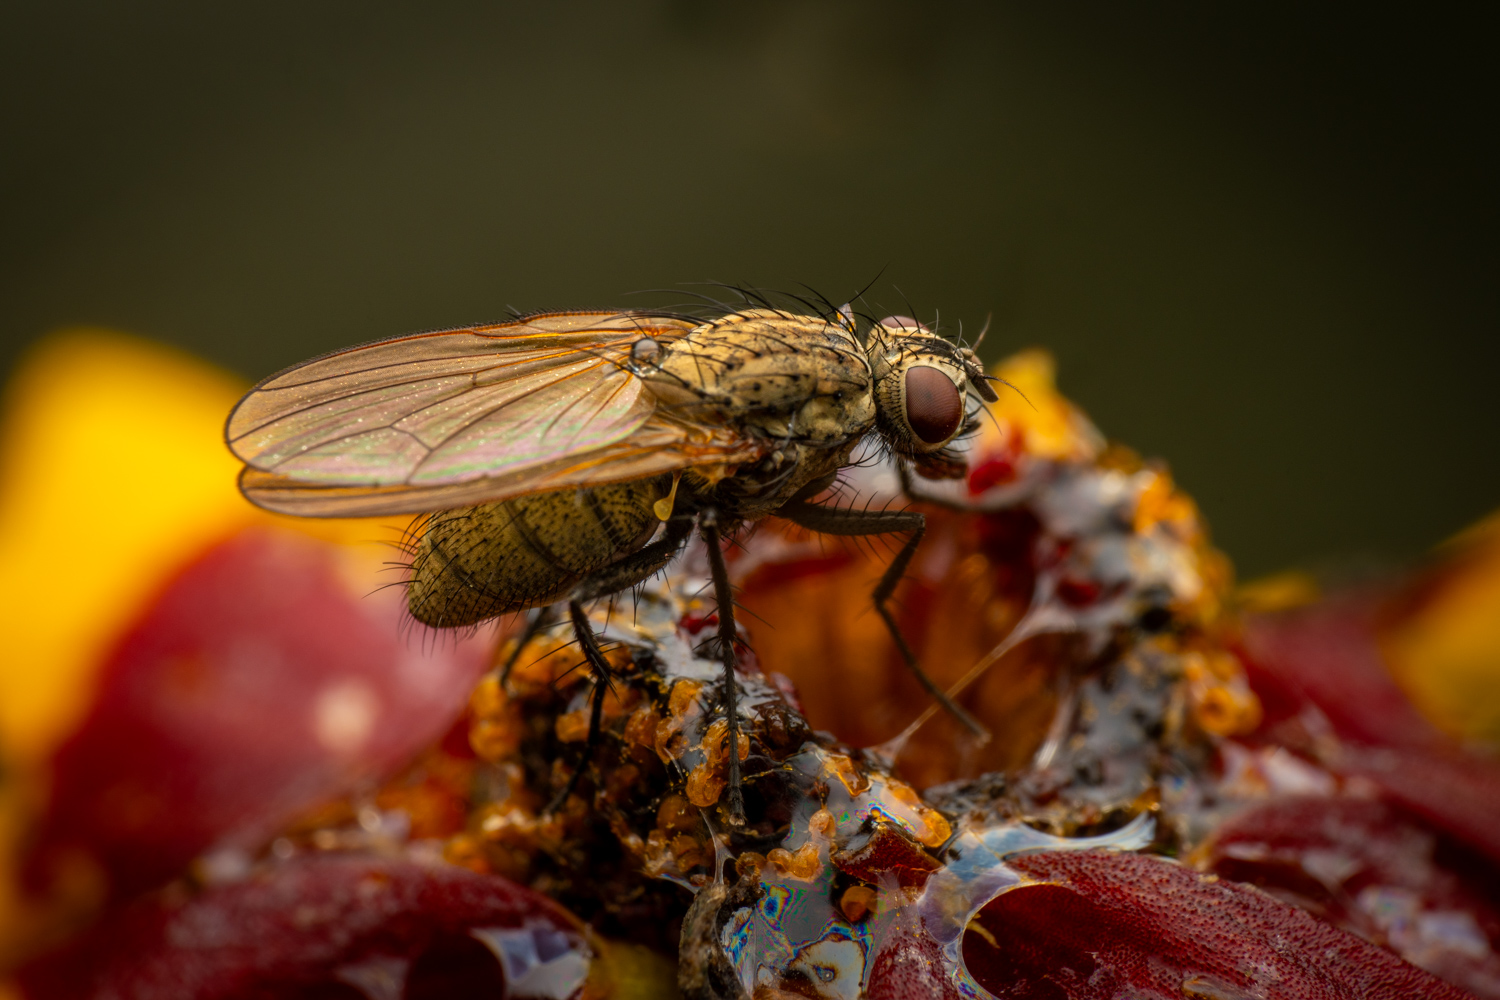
[353,348,1283,997]
[12,343,1493,1000]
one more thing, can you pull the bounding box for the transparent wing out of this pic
[226,311,700,490]
[238,416,768,516]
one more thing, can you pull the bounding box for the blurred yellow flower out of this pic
[0,331,411,767]
[978,348,1104,462]
[1382,511,1500,746]
[0,330,255,765]
[0,330,432,970]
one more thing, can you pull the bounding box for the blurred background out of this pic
[1,1,1494,579]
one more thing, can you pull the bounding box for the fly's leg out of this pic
[499,603,561,688]
[897,460,984,513]
[571,516,696,604]
[777,499,989,738]
[546,600,617,814]
[698,511,745,825]
[546,518,695,814]
[871,522,992,736]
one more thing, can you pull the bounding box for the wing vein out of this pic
[410,357,621,467]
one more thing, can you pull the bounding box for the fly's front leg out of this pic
[698,511,745,825]
[897,459,979,513]
[777,499,989,739]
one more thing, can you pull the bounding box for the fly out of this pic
[225,301,1001,822]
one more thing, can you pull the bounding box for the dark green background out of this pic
[2,2,1495,578]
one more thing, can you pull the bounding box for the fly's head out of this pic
[867,316,998,480]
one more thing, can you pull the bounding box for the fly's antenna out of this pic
[982,373,1036,410]
[837,302,856,333]
[970,313,993,353]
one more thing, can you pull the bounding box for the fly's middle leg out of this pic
[777,499,990,739]
[698,510,745,825]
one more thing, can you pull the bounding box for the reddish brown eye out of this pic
[905,365,962,444]
[878,315,929,333]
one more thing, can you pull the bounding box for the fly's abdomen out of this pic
[406,476,668,627]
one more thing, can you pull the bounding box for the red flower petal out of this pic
[18,854,586,999]
[1243,597,1500,863]
[23,526,493,902]
[959,850,1472,999]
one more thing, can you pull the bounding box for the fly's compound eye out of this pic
[878,315,929,333]
[631,337,663,366]
[905,365,963,444]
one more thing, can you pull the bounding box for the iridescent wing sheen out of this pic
[226,311,767,516]
[237,416,767,516]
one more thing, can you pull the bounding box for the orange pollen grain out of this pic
[808,807,835,837]
[735,851,767,881]
[685,763,727,807]
[668,679,705,718]
[914,807,953,848]
[654,719,689,763]
[623,704,662,748]
[766,842,822,880]
[829,754,871,796]
[702,718,750,767]
[656,793,697,833]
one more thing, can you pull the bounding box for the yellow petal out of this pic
[0,330,256,763]
[981,349,1104,462]
[0,330,413,765]
[1381,509,1500,745]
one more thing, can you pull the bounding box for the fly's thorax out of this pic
[406,476,672,627]
[866,316,995,479]
[649,309,875,448]
[701,435,860,521]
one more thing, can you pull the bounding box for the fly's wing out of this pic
[226,311,768,516]
[228,311,684,487]
[238,416,768,516]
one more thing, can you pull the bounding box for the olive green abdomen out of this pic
[406,476,668,628]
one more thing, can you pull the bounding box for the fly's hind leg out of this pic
[499,603,561,688]
[547,599,618,814]
[546,518,695,814]
[777,499,989,739]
